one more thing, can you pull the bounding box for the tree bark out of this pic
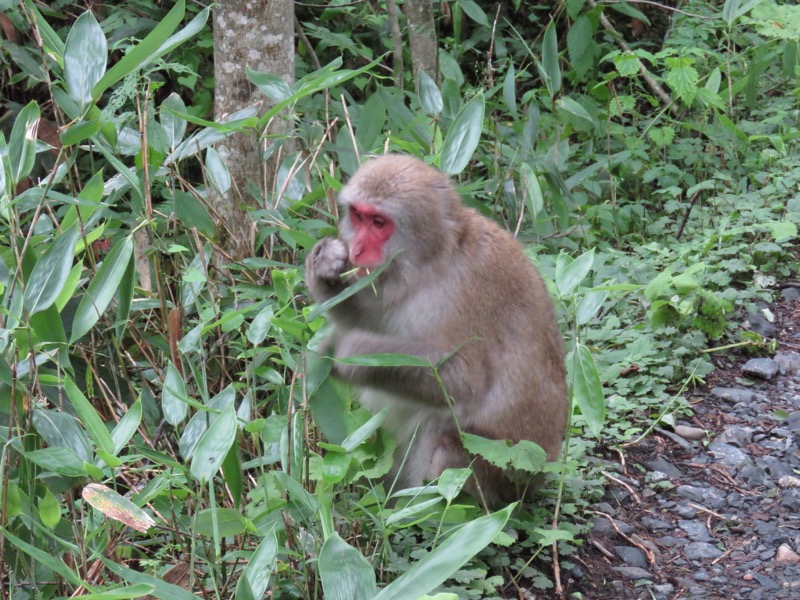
[212,0,294,260]
[405,0,438,84]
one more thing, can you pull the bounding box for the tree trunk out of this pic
[212,0,294,260]
[405,0,438,84]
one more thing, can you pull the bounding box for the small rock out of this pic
[676,485,727,510]
[656,535,689,547]
[782,286,800,301]
[752,573,780,590]
[679,520,712,542]
[776,543,800,564]
[611,566,652,580]
[710,387,764,404]
[615,545,649,568]
[716,425,754,446]
[685,542,725,560]
[641,516,671,530]
[647,456,684,478]
[775,352,800,375]
[675,425,707,440]
[744,311,778,338]
[707,441,749,467]
[742,358,780,380]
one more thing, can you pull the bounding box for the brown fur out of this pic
[306,154,568,505]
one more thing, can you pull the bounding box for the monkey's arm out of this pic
[332,330,484,407]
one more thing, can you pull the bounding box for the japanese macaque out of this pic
[306,154,568,505]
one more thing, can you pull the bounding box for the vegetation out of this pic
[0,0,798,597]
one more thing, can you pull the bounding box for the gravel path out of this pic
[576,290,800,599]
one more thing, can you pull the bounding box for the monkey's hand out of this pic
[306,238,352,302]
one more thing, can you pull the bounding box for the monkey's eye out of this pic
[351,208,363,222]
[372,217,386,229]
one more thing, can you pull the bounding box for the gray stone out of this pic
[742,358,780,380]
[716,425,754,446]
[707,441,749,467]
[775,351,800,375]
[614,545,649,568]
[685,542,724,560]
[744,311,778,338]
[647,456,683,478]
[676,485,727,510]
[679,520,712,542]
[710,387,764,404]
[611,566,652,580]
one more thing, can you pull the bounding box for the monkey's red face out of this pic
[348,203,395,269]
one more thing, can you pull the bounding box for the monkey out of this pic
[305,154,568,505]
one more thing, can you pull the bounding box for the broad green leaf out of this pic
[194,507,248,538]
[374,505,514,600]
[568,344,605,437]
[31,409,92,462]
[111,398,143,456]
[61,584,156,599]
[191,404,238,482]
[541,22,562,97]
[161,93,188,150]
[8,100,40,187]
[64,11,107,113]
[385,498,443,526]
[92,1,186,98]
[60,116,102,146]
[418,70,443,116]
[335,353,431,367]
[356,92,386,151]
[440,91,485,174]
[1,528,84,586]
[24,225,79,315]
[24,0,65,61]
[723,0,763,25]
[115,244,136,338]
[23,447,88,478]
[64,376,115,456]
[82,483,156,532]
[322,451,351,484]
[38,488,61,529]
[162,361,190,426]
[555,249,594,297]
[179,384,236,459]
[70,235,134,342]
[101,558,200,600]
[461,434,547,473]
[236,528,278,599]
[459,0,490,27]
[205,147,231,194]
[521,163,544,220]
[437,468,471,501]
[319,534,378,600]
[340,408,387,453]
[248,69,293,102]
[502,65,517,119]
[576,290,609,326]
[665,57,699,106]
[567,15,599,81]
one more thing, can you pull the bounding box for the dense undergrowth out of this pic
[0,0,799,598]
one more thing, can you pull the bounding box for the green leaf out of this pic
[502,65,517,119]
[24,225,79,315]
[665,57,699,106]
[335,353,431,367]
[23,447,88,478]
[723,0,763,25]
[248,69,293,102]
[101,558,200,600]
[461,433,547,473]
[8,100,40,187]
[111,398,143,456]
[64,11,107,113]
[31,408,92,462]
[459,1,490,27]
[190,404,238,482]
[555,249,594,297]
[70,235,134,342]
[440,91,485,175]
[340,408,387,453]
[576,290,608,326]
[163,361,190,426]
[568,344,605,437]
[38,488,61,529]
[92,1,186,98]
[64,375,115,456]
[541,22,562,97]
[205,147,231,194]
[161,93,188,150]
[567,15,599,80]
[437,468,471,501]
[418,70,443,116]
[179,385,236,459]
[236,528,278,599]
[374,505,514,600]
[319,534,378,600]
[1,528,83,586]
[521,162,544,219]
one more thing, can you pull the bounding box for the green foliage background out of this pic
[0,0,799,597]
